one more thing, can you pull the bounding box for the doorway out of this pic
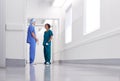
[0,0,6,67]
[25,18,59,64]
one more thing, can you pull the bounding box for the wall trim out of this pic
[5,24,25,31]
[58,59,120,66]
[62,27,120,51]
[6,59,25,67]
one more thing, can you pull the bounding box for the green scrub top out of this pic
[43,29,53,46]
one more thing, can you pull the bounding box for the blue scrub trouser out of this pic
[30,43,36,64]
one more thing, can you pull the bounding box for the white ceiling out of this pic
[39,0,54,3]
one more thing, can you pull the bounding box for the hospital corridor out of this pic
[1,0,120,81]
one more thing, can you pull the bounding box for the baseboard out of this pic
[57,59,120,66]
[6,59,25,67]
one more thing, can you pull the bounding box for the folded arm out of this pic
[32,32,38,42]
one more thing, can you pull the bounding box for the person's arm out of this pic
[32,32,38,42]
[48,30,53,42]
[48,36,53,42]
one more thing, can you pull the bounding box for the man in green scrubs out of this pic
[43,23,53,65]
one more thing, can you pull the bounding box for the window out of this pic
[65,5,72,44]
[84,0,100,35]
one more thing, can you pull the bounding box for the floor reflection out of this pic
[44,65,51,81]
[30,65,36,81]
[25,64,120,81]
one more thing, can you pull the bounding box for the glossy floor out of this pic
[0,64,120,81]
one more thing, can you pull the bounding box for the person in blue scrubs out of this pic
[43,23,53,65]
[27,18,38,64]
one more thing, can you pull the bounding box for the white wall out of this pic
[6,0,26,59]
[59,0,120,60]
[0,0,6,67]
[5,0,65,61]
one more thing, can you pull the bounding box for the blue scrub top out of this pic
[27,25,36,44]
[43,30,53,46]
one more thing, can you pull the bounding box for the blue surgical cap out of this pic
[30,18,36,25]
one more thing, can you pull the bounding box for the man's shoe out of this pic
[30,62,37,65]
[45,62,50,65]
[44,62,46,64]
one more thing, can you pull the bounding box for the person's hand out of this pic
[46,43,49,45]
[35,38,39,42]
[36,38,39,45]
[35,38,38,42]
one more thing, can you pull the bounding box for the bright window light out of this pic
[53,0,66,7]
[84,0,100,35]
[65,5,72,44]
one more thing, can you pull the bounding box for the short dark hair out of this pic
[45,23,51,29]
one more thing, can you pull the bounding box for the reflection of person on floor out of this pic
[44,65,51,81]
[30,65,36,81]
[27,18,38,64]
[43,23,53,65]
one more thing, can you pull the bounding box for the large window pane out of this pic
[84,0,100,35]
[65,5,72,44]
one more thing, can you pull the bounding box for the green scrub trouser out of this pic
[44,45,51,63]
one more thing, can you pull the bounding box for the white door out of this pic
[0,0,6,67]
[35,27,46,64]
